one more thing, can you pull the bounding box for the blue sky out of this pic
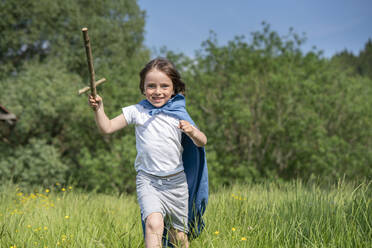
[137,0,372,58]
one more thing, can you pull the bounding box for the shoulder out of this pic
[122,104,150,125]
[122,104,147,114]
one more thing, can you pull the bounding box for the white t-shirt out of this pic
[122,104,184,176]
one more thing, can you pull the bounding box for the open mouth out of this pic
[152,97,164,102]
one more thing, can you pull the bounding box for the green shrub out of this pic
[0,138,68,187]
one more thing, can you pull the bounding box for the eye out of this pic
[146,84,156,89]
[161,84,170,88]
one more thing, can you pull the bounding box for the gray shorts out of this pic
[136,170,189,233]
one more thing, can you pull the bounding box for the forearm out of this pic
[94,104,113,134]
[187,127,207,147]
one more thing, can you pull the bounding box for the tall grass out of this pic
[0,180,370,247]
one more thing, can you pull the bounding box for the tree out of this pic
[330,50,358,76]
[0,0,146,77]
[0,0,149,192]
[357,39,372,79]
[183,24,372,187]
[331,39,372,79]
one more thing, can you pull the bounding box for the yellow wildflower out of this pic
[68,186,73,190]
[45,189,50,193]
[61,188,66,192]
[241,237,247,241]
[214,231,219,235]
[27,225,31,228]
[65,215,69,219]
[232,227,236,231]
[44,226,48,230]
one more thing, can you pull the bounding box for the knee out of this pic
[169,229,189,247]
[176,232,188,242]
[175,231,188,243]
[146,213,164,232]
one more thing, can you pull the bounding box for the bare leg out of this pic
[145,212,164,248]
[169,228,189,248]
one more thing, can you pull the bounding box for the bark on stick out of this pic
[82,27,96,97]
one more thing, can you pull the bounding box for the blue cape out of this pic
[138,94,208,246]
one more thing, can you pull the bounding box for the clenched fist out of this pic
[88,94,102,111]
[178,120,195,136]
[178,120,207,147]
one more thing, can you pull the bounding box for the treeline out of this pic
[0,1,371,193]
[331,39,372,79]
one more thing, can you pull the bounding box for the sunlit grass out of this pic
[0,183,143,247]
[0,180,370,247]
[194,180,371,247]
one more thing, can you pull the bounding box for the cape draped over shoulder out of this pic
[138,94,208,245]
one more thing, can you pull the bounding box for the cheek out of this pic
[168,90,175,97]
[144,90,152,98]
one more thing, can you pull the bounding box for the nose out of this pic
[154,86,161,94]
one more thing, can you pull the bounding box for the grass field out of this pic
[0,180,370,247]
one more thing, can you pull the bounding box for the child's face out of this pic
[144,69,174,108]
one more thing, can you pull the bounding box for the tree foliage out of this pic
[331,39,372,79]
[0,0,146,77]
[0,0,147,192]
[1,3,371,193]
[0,138,68,188]
[181,24,372,188]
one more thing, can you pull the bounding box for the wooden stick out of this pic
[78,27,107,97]
[82,27,96,97]
[0,113,17,120]
[78,78,106,95]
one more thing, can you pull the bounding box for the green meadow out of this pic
[1,1,372,247]
[0,180,370,247]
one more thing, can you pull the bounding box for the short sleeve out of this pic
[122,105,138,125]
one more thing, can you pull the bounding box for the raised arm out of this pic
[89,95,128,134]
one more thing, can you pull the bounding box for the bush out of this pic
[181,24,372,185]
[0,138,68,188]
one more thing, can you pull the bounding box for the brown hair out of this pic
[139,57,186,96]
